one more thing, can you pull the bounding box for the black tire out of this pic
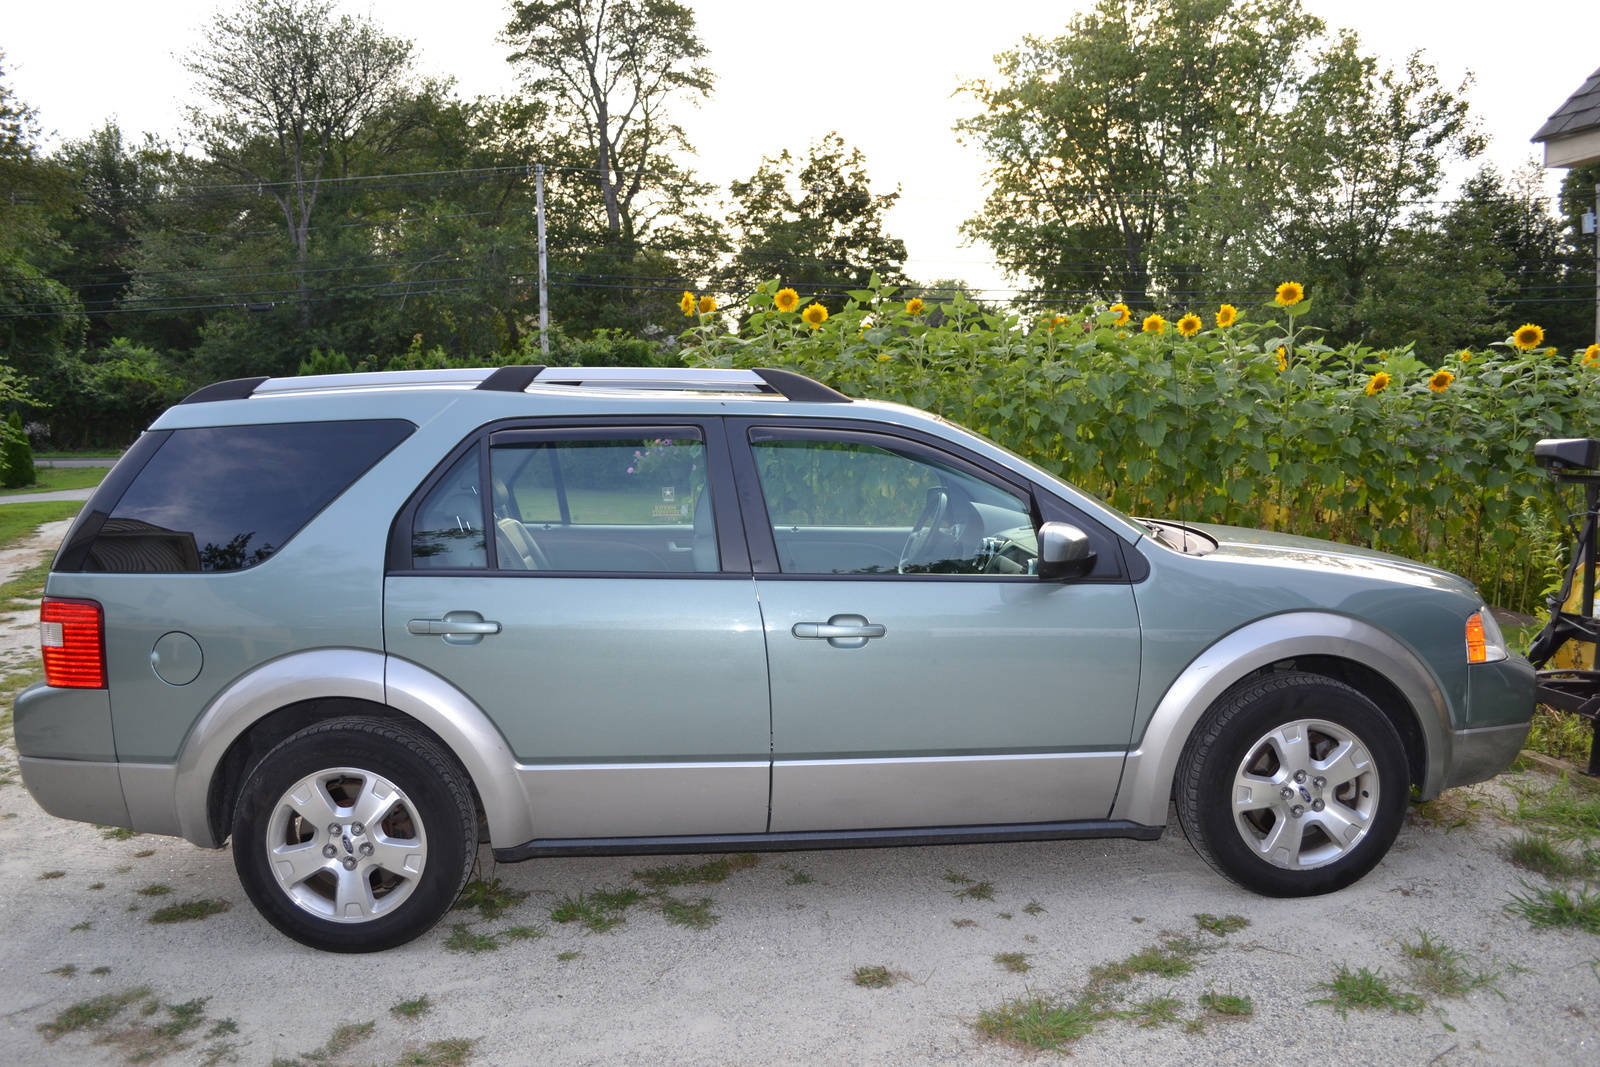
[1175,671,1409,897]
[231,717,477,952]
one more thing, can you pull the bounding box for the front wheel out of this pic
[1175,671,1409,897]
[231,717,477,952]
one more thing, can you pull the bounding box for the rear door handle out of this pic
[407,611,501,645]
[792,614,886,649]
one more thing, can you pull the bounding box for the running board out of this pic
[493,819,1163,862]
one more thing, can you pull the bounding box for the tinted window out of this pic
[411,450,488,569]
[83,420,413,573]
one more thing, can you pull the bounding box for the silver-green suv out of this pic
[16,365,1534,952]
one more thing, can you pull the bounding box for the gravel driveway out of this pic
[1,522,1597,1067]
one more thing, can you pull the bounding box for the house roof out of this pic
[1534,66,1600,142]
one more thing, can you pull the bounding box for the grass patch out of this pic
[1506,882,1600,934]
[0,500,83,551]
[442,924,499,953]
[88,882,105,891]
[549,887,644,934]
[39,870,65,880]
[975,991,1099,1051]
[1198,989,1253,1017]
[452,877,529,921]
[1399,931,1504,998]
[556,949,581,961]
[0,560,50,611]
[1527,707,1594,765]
[100,827,141,841]
[1195,913,1249,936]
[136,883,173,897]
[147,898,229,924]
[632,853,759,888]
[501,925,547,942]
[951,918,978,928]
[1123,994,1183,1028]
[852,965,894,989]
[1022,900,1045,915]
[1311,965,1426,1019]
[278,1019,376,1065]
[1408,787,1487,832]
[0,466,108,496]
[37,987,152,1038]
[49,964,78,977]
[1092,943,1196,985]
[660,896,717,930]
[994,952,1032,973]
[778,863,812,885]
[70,921,92,931]
[90,966,111,976]
[391,995,432,1019]
[397,1037,476,1066]
[951,880,996,902]
[1508,776,1600,841]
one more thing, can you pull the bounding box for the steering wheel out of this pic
[899,488,951,573]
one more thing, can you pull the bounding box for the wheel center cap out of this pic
[342,833,354,855]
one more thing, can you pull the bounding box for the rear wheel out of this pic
[1175,671,1408,897]
[231,717,477,952]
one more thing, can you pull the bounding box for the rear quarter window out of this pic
[57,420,414,574]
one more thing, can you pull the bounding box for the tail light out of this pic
[41,597,106,688]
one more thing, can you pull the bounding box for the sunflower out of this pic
[1274,281,1305,306]
[877,353,893,362]
[904,297,925,316]
[679,291,695,316]
[1457,349,1472,363]
[697,295,717,315]
[1046,315,1068,332]
[801,303,829,329]
[1276,347,1288,372]
[1216,304,1238,328]
[1512,323,1544,350]
[1366,371,1391,395]
[1177,313,1202,338]
[1428,369,1455,393]
[1583,344,1599,367]
[1109,303,1131,326]
[774,288,800,313]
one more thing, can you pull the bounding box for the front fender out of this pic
[1108,612,1450,826]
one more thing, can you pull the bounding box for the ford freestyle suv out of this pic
[15,365,1535,952]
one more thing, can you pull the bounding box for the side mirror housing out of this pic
[1037,521,1095,581]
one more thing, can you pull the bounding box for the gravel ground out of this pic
[2,522,1599,1067]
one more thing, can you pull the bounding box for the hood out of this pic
[1176,521,1479,597]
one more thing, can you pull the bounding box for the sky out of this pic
[5,0,1597,299]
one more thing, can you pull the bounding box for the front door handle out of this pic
[792,614,886,649]
[407,611,502,645]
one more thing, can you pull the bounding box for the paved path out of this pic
[34,457,117,468]
[0,488,95,504]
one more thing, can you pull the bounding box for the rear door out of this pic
[383,419,771,839]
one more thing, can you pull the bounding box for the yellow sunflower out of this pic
[697,295,717,315]
[1512,323,1544,350]
[1216,304,1238,328]
[877,353,892,362]
[1457,349,1472,363]
[1046,315,1068,332]
[1109,303,1131,326]
[1366,371,1392,395]
[679,291,695,317]
[1142,314,1166,334]
[1583,344,1599,367]
[774,288,800,313]
[904,297,925,316]
[1428,369,1455,393]
[801,303,829,329]
[1274,281,1305,306]
[1276,347,1288,372]
[1177,313,1202,338]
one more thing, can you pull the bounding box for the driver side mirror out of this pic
[1037,522,1095,581]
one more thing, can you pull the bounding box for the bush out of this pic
[681,279,1596,613]
[1,411,34,488]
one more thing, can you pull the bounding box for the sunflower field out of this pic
[678,278,1600,615]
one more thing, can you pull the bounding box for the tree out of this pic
[503,0,714,245]
[1559,162,1600,347]
[721,133,907,305]
[182,0,415,325]
[1,411,32,488]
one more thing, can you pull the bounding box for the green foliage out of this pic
[146,898,230,924]
[1505,882,1600,934]
[1,412,34,488]
[1310,965,1426,1018]
[452,877,530,921]
[632,853,758,888]
[851,965,894,988]
[297,347,353,376]
[1526,708,1594,765]
[683,277,1597,613]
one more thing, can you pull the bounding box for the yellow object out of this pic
[1551,573,1598,670]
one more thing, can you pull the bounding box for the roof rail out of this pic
[178,376,269,405]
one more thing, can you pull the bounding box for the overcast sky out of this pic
[5,0,1596,298]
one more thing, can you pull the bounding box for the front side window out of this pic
[751,433,1035,575]
[488,429,717,573]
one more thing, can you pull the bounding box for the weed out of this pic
[284,1020,376,1064]
[944,870,974,885]
[148,898,229,924]
[1506,882,1600,934]
[70,921,92,932]
[633,853,758,888]
[550,887,644,933]
[207,1018,239,1036]
[556,950,581,961]
[1509,777,1600,840]
[398,1037,476,1066]
[49,964,78,977]
[38,869,65,880]
[994,952,1032,973]
[1093,944,1195,984]
[1399,931,1505,998]
[501,925,547,942]
[1,811,14,818]
[1123,995,1183,1028]
[391,995,432,1019]
[443,924,499,953]
[661,896,718,930]
[778,864,813,886]
[114,865,132,874]
[951,918,977,928]
[1022,900,1045,915]
[1527,707,1594,764]
[1199,989,1253,1017]
[952,880,996,902]
[37,986,152,1038]
[453,877,529,921]
[975,991,1099,1050]
[1311,965,1426,1019]
[90,966,111,976]
[100,827,140,841]
[1409,788,1485,832]
[1195,913,1249,936]
[852,965,894,989]
[88,882,105,890]
[136,883,173,897]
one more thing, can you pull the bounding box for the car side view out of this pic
[16,366,1535,951]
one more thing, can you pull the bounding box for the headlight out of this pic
[1466,609,1509,664]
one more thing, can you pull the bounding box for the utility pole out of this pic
[1593,183,1599,345]
[536,163,550,359]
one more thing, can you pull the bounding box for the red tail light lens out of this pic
[41,597,106,688]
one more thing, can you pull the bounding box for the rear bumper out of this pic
[19,756,130,828]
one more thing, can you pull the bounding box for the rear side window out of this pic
[68,420,413,573]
